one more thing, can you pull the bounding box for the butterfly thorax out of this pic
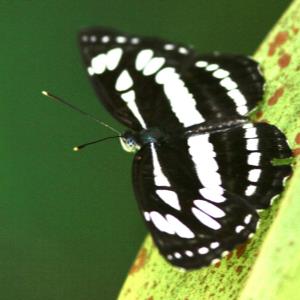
[120,127,168,153]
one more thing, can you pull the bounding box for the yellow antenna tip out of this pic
[41,90,48,96]
[73,146,79,152]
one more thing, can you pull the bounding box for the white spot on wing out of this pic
[244,214,252,224]
[106,48,123,70]
[222,251,230,257]
[144,212,150,221]
[192,207,221,230]
[131,37,139,44]
[101,36,110,43]
[166,214,195,238]
[174,252,182,259]
[211,258,220,265]
[237,105,248,115]
[198,247,209,254]
[164,44,175,50]
[227,89,247,106]
[155,67,205,127]
[115,70,133,91]
[81,35,88,42]
[210,242,220,249]
[90,53,107,74]
[220,77,238,90]
[188,134,222,189]
[150,211,175,235]
[245,185,257,196]
[143,57,165,76]
[248,169,262,182]
[213,69,229,79]
[116,36,126,43]
[248,152,261,166]
[121,90,147,128]
[178,47,188,54]
[235,225,245,233]
[195,61,208,68]
[246,139,259,151]
[121,90,135,102]
[156,190,181,210]
[199,187,226,203]
[150,144,170,187]
[87,67,94,76]
[90,35,96,42]
[245,127,257,139]
[194,200,225,218]
[206,64,219,71]
[185,250,194,257]
[135,49,154,71]
[243,123,254,129]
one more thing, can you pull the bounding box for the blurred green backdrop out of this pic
[0,1,290,299]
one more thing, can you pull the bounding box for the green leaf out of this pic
[118,1,300,299]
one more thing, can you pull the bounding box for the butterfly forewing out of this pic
[79,28,264,132]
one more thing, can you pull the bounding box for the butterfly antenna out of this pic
[73,135,121,152]
[41,91,121,135]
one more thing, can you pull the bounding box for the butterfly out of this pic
[78,27,292,270]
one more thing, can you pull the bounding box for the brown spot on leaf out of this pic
[129,247,147,274]
[226,251,233,260]
[268,31,289,56]
[256,111,263,119]
[292,27,299,34]
[147,297,153,300]
[295,133,300,144]
[268,43,276,56]
[293,148,300,156]
[214,261,221,268]
[275,31,289,45]
[267,87,284,106]
[236,241,249,258]
[235,265,243,274]
[278,53,291,68]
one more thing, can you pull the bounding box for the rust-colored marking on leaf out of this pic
[268,87,285,106]
[278,53,291,68]
[226,251,233,260]
[129,247,147,274]
[256,111,264,119]
[292,148,300,156]
[236,241,249,259]
[295,133,300,144]
[235,265,244,274]
[268,31,289,56]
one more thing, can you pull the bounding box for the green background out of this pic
[0,1,290,299]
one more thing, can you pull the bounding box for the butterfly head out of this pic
[120,131,141,153]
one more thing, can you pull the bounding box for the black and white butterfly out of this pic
[78,27,292,270]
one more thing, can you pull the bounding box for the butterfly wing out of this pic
[132,122,291,269]
[79,27,264,132]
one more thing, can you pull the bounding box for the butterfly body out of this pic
[79,27,292,269]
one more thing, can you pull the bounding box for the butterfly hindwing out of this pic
[79,27,264,132]
[132,121,291,269]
